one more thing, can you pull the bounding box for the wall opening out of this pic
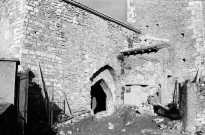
[91,79,112,114]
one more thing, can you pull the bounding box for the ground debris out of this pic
[108,122,114,129]
[135,103,156,116]
[158,120,182,131]
[195,131,205,135]
[67,130,72,134]
[153,118,164,123]
[59,130,66,135]
[141,128,160,134]
[126,121,133,126]
[55,105,174,135]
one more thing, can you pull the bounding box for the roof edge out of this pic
[61,0,141,34]
[0,58,20,64]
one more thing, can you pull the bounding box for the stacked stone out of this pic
[187,1,205,77]
[180,82,205,131]
[0,0,25,59]
[195,109,205,127]
[195,84,205,129]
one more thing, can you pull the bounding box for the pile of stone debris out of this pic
[157,120,205,135]
[158,120,182,131]
[134,90,171,117]
[53,110,91,134]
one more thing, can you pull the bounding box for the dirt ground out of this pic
[56,106,183,135]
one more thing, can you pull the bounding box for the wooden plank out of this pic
[63,92,72,116]
[17,70,29,134]
[50,82,54,127]
[120,43,170,55]
[36,61,50,124]
[193,57,202,83]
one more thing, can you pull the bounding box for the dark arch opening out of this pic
[91,80,107,114]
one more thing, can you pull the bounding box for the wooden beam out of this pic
[120,43,170,56]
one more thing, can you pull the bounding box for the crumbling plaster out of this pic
[127,0,205,105]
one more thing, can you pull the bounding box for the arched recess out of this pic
[90,65,117,115]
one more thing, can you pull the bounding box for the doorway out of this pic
[91,80,107,114]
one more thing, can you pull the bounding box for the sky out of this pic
[77,0,127,23]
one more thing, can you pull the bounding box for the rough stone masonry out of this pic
[128,0,205,105]
[127,0,205,132]
[0,0,142,115]
[2,0,204,124]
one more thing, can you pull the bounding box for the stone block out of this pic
[202,120,205,125]
[186,7,193,10]
[200,95,204,100]
[188,25,196,29]
[197,117,204,122]
[22,49,29,54]
[188,1,195,6]
[202,114,205,118]
[197,113,201,118]
[196,37,203,42]
[191,10,196,15]
[25,5,33,11]
[195,120,201,127]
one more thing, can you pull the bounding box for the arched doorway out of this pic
[91,79,112,114]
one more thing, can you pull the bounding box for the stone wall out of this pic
[179,81,205,133]
[121,41,170,104]
[0,0,24,59]
[194,84,205,130]
[0,0,139,114]
[127,0,205,104]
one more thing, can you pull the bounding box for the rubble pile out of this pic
[158,120,182,131]
[134,90,161,116]
[54,110,91,134]
[135,103,156,116]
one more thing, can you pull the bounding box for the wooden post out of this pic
[63,100,66,114]
[161,73,167,105]
[173,80,179,105]
[36,61,50,123]
[50,82,54,128]
[63,92,72,116]
[179,83,182,116]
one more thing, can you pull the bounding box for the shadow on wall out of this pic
[26,71,62,135]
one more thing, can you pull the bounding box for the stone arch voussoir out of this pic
[90,65,117,115]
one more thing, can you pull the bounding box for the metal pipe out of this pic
[61,0,141,34]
